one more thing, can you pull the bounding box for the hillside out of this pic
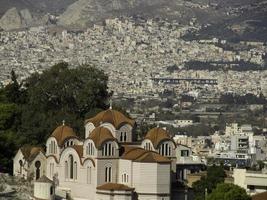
[0,0,76,16]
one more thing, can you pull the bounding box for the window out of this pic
[87,143,94,155]
[102,142,114,156]
[181,150,189,157]
[65,161,68,179]
[144,142,152,150]
[159,143,171,156]
[66,155,77,180]
[122,173,128,183]
[120,132,127,142]
[124,132,127,142]
[19,160,23,174]
[69,155,74,179]
[74,161,77,180]
[50,186,54,195]
[50,141,57,154]
[105,166,112,182]
[35,161,41,180]
[120,133,123,141]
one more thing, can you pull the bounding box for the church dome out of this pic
[88,127,117,149]
[51,125,77,147]
[144,127,173,148]
[121,146,171,163]
[85,109,135,129]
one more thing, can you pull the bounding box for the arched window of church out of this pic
[19,160,23,174]
[35,161,41,180]
[120,132,123,141]
[124,132,127,142]
[122,173,128,183]
[103,142,114,156]
[108,143,111,156]
[69,155,74,179]
[105,166,112,182]
[87,166,91,184]
[65,161,68,179]
[74,161,77,180]
[50,186,54,195]
[54,142,57,153]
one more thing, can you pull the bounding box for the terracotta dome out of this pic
[85,109,135,129]
[88,127,117,149]
[121,146,171,163]
[51,125,77,147]
[144,127,173,148]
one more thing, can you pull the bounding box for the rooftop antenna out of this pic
[109,99,113,110]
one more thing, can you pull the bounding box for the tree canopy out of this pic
[193,165,226,200]
[207,183,251,200]
[0,63,110,173]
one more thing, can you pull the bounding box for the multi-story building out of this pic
[233,168,267,195]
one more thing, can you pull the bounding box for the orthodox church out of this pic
[13,108,177,200]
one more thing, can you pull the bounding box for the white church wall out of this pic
[58,147,96,200]
[46,156,58,180]
[29,153,47,180]
[96,192,132,200]
[96,159,119,186]
[34,182,54,200]
[13,149,27,178]
[118,159,132,186]
[132,162,170,195]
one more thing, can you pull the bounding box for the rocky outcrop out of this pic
[0,7,22,30]
[0,7,35,31]
[58,0,179,28]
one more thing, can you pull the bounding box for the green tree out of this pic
[193,165,226,200]
[207,183,251,200]
[0,103,18,130]
[19,62,110,143]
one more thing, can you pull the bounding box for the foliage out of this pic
[176,123,214,137]
[207,183,251,200]
[193,165,226,200]
[220,93,266,105]
[0,63,110,173]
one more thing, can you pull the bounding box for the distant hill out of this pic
[183,0,267,42]
[0,0,76,16]
[0,0,266,42]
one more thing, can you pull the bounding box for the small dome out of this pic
[85,109,135,129]
[121,146,171,163]
[51,125,77,147]
[97,183,134,191]
[88,127,117,149]
[144,127,172,148]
